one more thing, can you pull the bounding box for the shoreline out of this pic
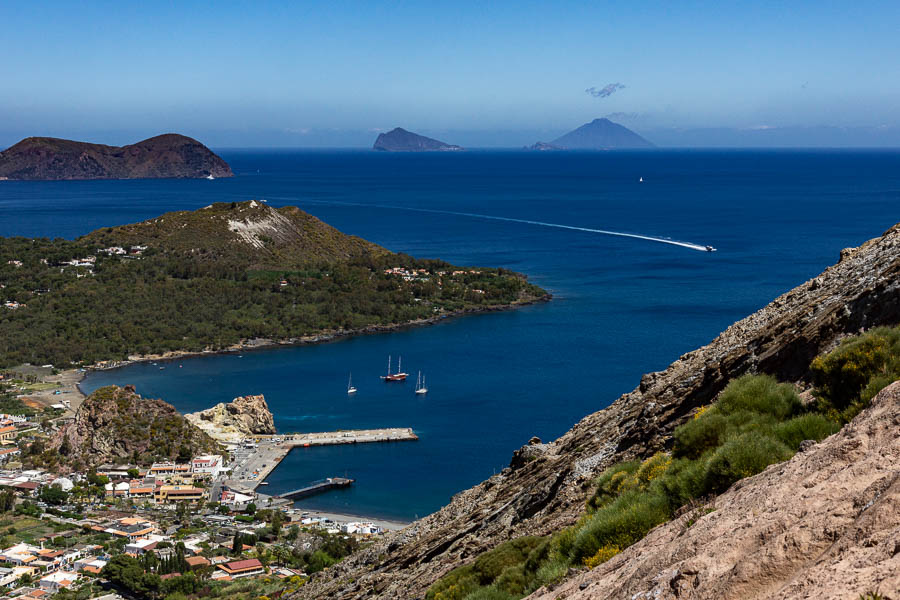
[77,294,551,383]
[295,509,410,532]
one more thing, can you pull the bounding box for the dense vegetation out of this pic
[426,326,900,600]
[0,202,546,368]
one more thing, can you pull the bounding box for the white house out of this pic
[39,570,80,592]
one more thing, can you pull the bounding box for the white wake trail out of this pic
[271,197,713,252]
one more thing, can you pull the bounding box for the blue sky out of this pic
[1,1,899,147]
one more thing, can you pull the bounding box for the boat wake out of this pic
[272,197,714,252]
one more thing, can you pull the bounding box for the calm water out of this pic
[3,149,899,521]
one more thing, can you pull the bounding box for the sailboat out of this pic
[415,371,428,395]
[347,372,357,395]
[380,355,409,381]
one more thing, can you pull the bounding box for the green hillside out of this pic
[0,202,547,367]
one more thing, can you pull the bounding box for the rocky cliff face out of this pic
[292,223,900,599]
[52,385,220,468]
[528,381,900,600]
[0,133,233,180]
[185,394,276,442]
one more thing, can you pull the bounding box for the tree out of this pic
[0,490,15,512]
[127,468,140,478]
[86,471,109,486]
[285,524,300,542]
[231,533,243,556]
[40,484,68,506]
[270,510,284,539]
[245,502,256,515]
[101,555,161,598]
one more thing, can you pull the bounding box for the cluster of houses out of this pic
[99,456,227,506]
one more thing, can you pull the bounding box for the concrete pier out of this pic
[261,427,418,447]
[278,477,354,499]
[229,428,417,491]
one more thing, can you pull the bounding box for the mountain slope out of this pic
[539,118,654,149]
[529,380,900,600]
[0,133,233,180]
[81,200,387,269]
[373,128,462,151]
[291,223,900,599]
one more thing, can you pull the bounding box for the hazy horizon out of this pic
[2,1,899,148]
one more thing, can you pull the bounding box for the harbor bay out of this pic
[9,149,900,521]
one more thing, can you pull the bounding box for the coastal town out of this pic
[0,368,407,600]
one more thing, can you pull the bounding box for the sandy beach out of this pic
[298,509,410,532]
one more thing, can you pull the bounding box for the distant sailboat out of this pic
[639,176,643,183]
[415,371,428,395]
[206,173,215,180]
[347,372,357,395]
[381,355,409,381]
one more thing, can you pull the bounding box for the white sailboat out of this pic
[415,371,428,395]
[347,372,357,395]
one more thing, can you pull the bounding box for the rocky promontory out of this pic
[373,127,462,152]
[291,223,900,599]
[0,133,233,180]
[51,385,220,469]
[185,394,276,442]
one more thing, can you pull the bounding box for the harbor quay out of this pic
[228,428,418,492]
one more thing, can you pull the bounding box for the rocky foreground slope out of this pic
[292,224,900,599]
[529,381,900,600]
[185,394,276,443]
[0,133,232,180]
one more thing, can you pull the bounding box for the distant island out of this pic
[528,118,654,150]
[0,133,233,180]
[0,201,546,368]
[373,127,462,152]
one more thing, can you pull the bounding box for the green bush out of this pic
[426,537,542,600]
[716,374,801,420]
[701,433,793,495]
[811,326,900,421]
[773,414,840,450]
[571,490,670,564]
[673,412,728,459]
[587,461,639,510]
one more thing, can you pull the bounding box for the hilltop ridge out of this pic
[0,133,232,180]
[81,200,387,269]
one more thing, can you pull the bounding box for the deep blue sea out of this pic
[3,149,899,521]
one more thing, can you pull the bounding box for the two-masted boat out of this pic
[380,355,409,382]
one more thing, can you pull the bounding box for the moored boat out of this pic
[381,355,408,381]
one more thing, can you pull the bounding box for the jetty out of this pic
[229,428,418,492]
[278,477,354,500]
[258,427,418,447]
